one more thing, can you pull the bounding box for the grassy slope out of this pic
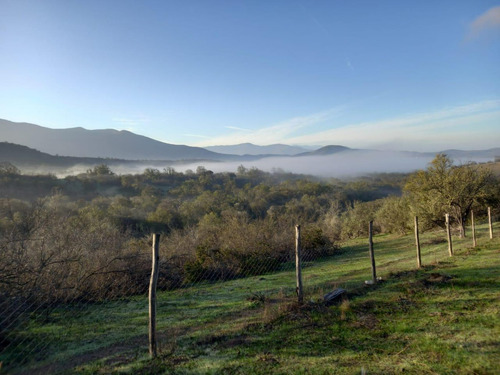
[2,223,499,374]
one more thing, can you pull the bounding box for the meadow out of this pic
[2,221,499,374]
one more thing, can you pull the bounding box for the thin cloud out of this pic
[225,126,252,131]
[465,5,500,41]
[195,107,343,146]
[184,134,211,139]
[282,100,500,151]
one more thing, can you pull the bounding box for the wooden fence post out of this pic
[471,210,477,248]
[295,225,303,303]
[149,233,160,358]
[369,221,377,283]
[445,214,453,257]
[488,207,493,239]
[415,216,422,268]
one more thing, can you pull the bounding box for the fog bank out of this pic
[22,150,493,178]
[136,151,491,177]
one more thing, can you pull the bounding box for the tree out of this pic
[376,196,411,235]
[143,168,161,181]
[0,162,21,175]
[86,164,115,176]
[404,154,493,237]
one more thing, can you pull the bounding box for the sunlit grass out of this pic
[2,222,499,374]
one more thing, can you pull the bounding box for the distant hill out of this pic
[296,145,352,156]
[1,119,498,176]
[0,142,248,174]
[437,148,500,161]
[0,119,233,161]
[0,142,138,168]
[205,143,310,156]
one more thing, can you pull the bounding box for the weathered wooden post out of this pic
[488,207,493,239]
[415,216,422,268]
[369,221,377,283]
[471,210,477,248]
[149,233,160,358]
[295,225,303,303]
[445,214,453,257]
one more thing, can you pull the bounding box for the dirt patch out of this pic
[196,333,230,346]
[395,296,416,312]
[389,269,420,280]
[196,333,252,349]
[352,313,379,330]
[257,352,279,364]
[425,273,453,284]
[222,335,251,348]
[355,299,377,312]
[423,238,447,245]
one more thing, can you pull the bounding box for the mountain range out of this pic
[0,119,231,161]
[1,119,499,176]
[205,143,310,156]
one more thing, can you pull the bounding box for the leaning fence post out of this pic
[445,214,453,257]
[471,210,477,248]
[488,207,493,239]
[369,221,377,283]
[149,233,160,358]
[295,224,303,303]
[415,216,422,268]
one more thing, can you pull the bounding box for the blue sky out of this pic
[1,0,499,151]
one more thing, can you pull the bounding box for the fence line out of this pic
[445,213,453,256]
[415,216,422,268]
[1,207,498,373]
[295,224,303,303]
[149,233,160,358]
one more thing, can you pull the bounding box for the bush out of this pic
[339,201,382,240]
[375,196,411,235]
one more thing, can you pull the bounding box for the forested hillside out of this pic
[1,157,498,303]
[1,155,499,373]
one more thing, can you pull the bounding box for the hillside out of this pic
[3,222,499,374]
[297,144,352,156]
[1,119,498,178]
[0,142,118,167]
[0,119,231,161]
[439,148,500,161]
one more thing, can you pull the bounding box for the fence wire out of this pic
[1,211,498,374]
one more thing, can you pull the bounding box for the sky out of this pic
[1,0,499,152]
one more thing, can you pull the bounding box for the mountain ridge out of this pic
[1,119,498,172]
[205,143,311,156]
[0,119,232,161]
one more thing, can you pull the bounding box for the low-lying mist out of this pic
[179,151,437,177]
[21,150,493,178]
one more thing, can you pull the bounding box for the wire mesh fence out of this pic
[0,208,498,374]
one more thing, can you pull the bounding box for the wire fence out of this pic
[0,210,498,374]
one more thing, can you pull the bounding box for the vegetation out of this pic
[1,222,498,374]
[0,161,20,175]
[0,163,411,303]
[0,157,498,303]
[405,154,495,236]
[0,156,499,373]
[86,164,116,176]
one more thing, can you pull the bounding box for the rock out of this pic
[323,288,346,305]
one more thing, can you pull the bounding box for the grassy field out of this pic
[2,222,499,374]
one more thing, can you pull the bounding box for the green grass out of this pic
[2,223,499,374]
